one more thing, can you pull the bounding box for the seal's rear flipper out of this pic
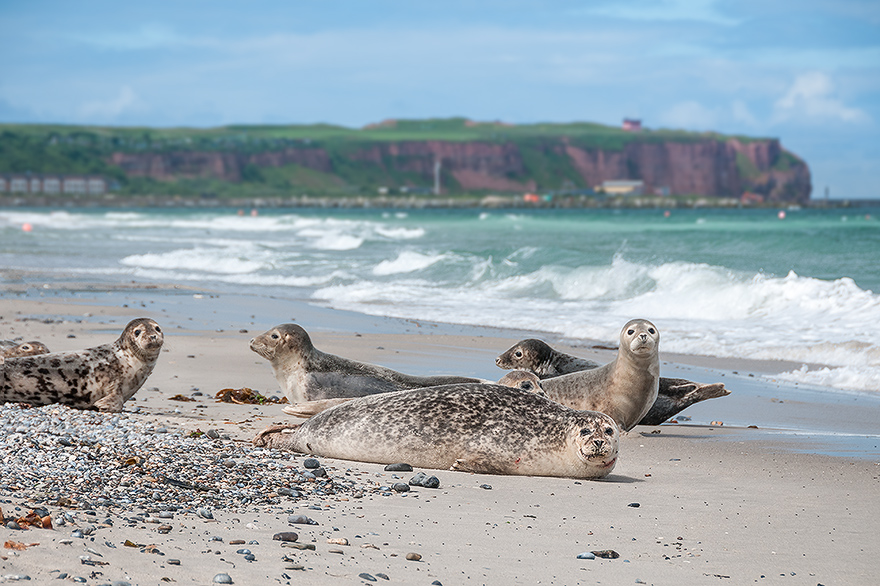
[639,381,731,426]
[253,423,302,447]
[282,398,354,418]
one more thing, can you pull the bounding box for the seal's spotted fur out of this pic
[0,318,163,412]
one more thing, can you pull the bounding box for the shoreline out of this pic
[1,296,878,584]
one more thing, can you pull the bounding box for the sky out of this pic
[1,0,878,199]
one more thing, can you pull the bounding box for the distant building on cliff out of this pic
[0,174,108,195]
[622,118,642,132]
[598,180,644,196]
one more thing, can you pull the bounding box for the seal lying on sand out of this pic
[254,383,620,479]
[250,324,483,410]
[0,340,51,358]
[522,319,660,432]
[0,318,164,412]
[496,336,729,426]
[283,369,545,418]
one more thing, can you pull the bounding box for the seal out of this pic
[0,318,164,412]
[532,319,660,432]
[254,383,620,479]
[496,338,600,376]
[0,340,51,358]
[283,369,546,418]
[250,323,484,407]
[496,369,544,394]
[496,337,730,426]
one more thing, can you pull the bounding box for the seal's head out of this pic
[250,323,313,362]
[572,412,620,477]
[620,319,659,359]
[497,370,544,394]
[495,339,553,371]
[2,341,50,358]
[122,318,164,360]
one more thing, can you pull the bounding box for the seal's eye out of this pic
[514,350,522,358]
[155,326,162,333]
[579,427,591,437]
[134,329,142,336]
[521,381,533,390]
[648,328,655,335]
[605,427,615,435]
[271,333,280,339]
[21,345,30,350]
[627,329,634,335]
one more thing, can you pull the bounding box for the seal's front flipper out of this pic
[94,392,124,413]
[450,457,504,475]
[282,398,354,418]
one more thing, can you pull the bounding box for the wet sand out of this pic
[1,295,879,585]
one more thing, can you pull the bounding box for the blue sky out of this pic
[1,0,878,199]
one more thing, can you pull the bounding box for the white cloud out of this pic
[731,100,759,127]
[79,86,140,121]
[658,100,718,130]
[71,24,185,51]
[773,72,869,123]
[579,0,740,26]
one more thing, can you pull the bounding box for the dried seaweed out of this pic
[215,387,288,405]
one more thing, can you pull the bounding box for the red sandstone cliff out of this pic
[108,137,810,202]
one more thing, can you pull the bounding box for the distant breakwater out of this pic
[1,194,871,210]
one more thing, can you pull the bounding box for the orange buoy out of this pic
[22,223,33,232]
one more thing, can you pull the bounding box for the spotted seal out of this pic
[522,319,660,432]
[0,340,51,358]
[254,383,620,479]
[250,323,484,410]
[0,318,164,412]
[496,336,729,426]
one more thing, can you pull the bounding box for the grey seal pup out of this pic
[0,340,51,358]
[250,323,483,411]
[254,383,620,479]
[496,336,729,425]
[527,319,660,432]
[0,318,164,412]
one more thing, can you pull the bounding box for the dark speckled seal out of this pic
[254,383,620,479]
[250,323,483,408]
[496,333,729,426]
[0,318,164,412]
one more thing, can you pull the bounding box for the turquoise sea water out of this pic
[1,205,878,394]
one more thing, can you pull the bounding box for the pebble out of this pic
[212,574,233,584]
[480,484,492,490]
[405,552,422,561]
[384,463,413,472]
[576,552,596,560]
[591,550,620,559]
[408,472,440,489]
[391,483,410,493]
[375,574,389,580]
[0,403,375,552]
[272,532,299,542]
[628,503,640,508]
[288,515,317,525]
[303,458,320,469]
[358,573,378,582]
[167,559,181,565]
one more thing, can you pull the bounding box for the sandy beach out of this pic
[1,294,879,585]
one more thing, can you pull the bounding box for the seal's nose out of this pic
[593,439,605,450]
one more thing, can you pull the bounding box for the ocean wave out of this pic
[773,365,880,394]
[373,251,446,276]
